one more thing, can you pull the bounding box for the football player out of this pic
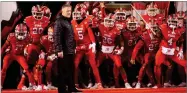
[72,4,103,89]
[24,5,50,65]
[97,13,132,88]
[154,14,186,88]
[34,26,57,90]
[1,23,36,90]
[131,19,172,88]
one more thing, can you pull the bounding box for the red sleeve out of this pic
[100,7,106,19]
[131,40,144,60]
[24,16,32,27]
[87,27,95,43]
[42,17,50,28]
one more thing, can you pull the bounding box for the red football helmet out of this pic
[114,8,126,21]
[72,3,87,20]
[104,13,115,28]
[149,19,160,33]
[31,5,44,20]
[126,16,138,31]
[167,14,178,28]
[48,26,54,42]
[15,23,28,40]
[146,3,159,17]
[83,2,90,8]
[41,6,52,19]
[92,7,103,20]
[176,11,186,27]
[92,7,100,17]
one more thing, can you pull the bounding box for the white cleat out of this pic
[90,83,103,89]
[164,82,172,87]
[27,84,37,90]
[87,83,93,89]
[125,83,132,89]
[135,82,141,89]
[178,82,186,87]
[45,84,57,90]
[152,85,158,89]
[35,85,43,91]
[35,85,42,91]
[147,83,152,87]
[21,86,28,90]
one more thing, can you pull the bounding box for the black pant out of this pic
[57,54,75,93]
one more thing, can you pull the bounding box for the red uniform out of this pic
[71,18,101,84]
[24,16,49,44]
[36,35,57,85]
[131,29,160,84]
[24,16,49,64]
[121,27,143,63]
[97,23,128,83]
[1,33,35,86]
[155,24,186,87]
[115,21,126,31]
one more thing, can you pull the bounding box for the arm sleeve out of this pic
[100,7,106,19]
[43,17,50,28]
[88,27,95,43]
[131,39,144,60]
[54,19,63,53]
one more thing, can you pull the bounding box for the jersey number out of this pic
[33,27,43,34]
[78,30,83,40]
[103,36,112,44]
[149,44,154,51]
[128,40,136,46]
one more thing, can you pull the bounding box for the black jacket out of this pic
[54,15,75,55]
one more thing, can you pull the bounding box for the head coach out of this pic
[54,2,82,93]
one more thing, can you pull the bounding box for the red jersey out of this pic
[40,35,55,55]
[1,33,31,55]
[142,14,164,25]
[122,27,141,47]
[115,20,126,30]
[92,17,101,28]
[131,29,160,60]
[160,24,185,48]
[98,24,121,53]
[24,16,49,44]
[71,18,95,46]
[99,24,121,46]
[141,30,160,52]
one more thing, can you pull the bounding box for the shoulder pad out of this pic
[24,16,32,23]
[7,33,15,40]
